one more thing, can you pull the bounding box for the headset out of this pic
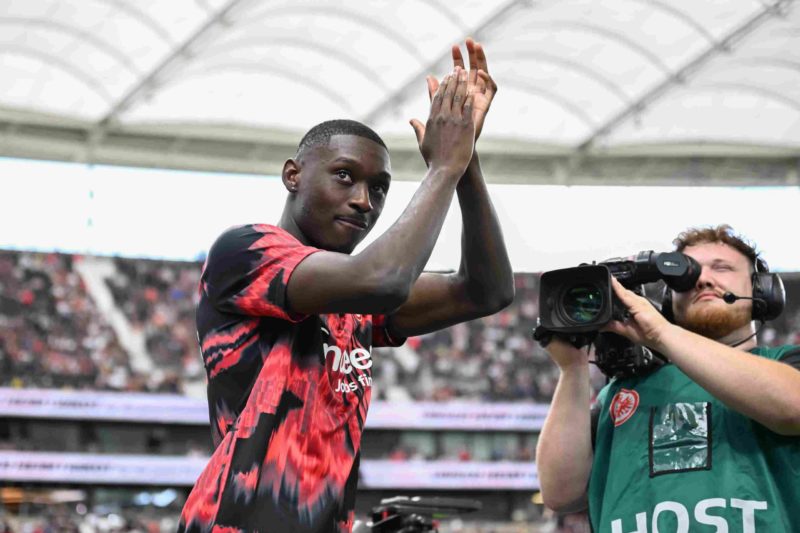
[661,254,785,323]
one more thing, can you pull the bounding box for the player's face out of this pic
[293,135,391,253]
[671,242,753,339]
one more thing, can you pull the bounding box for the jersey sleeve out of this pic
[371,314,407,347]
[202,224,320,321]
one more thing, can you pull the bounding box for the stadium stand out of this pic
[0,250,132,391]
[104,257,203,386]
[1,249,797,531]
[3,249,799,402]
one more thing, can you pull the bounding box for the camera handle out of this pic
[532,322,595,349]
[356,496,482,533]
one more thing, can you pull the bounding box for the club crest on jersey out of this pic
[609,389,639,427]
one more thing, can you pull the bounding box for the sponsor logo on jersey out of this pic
[609,388,639,427]
[324,343,373,374]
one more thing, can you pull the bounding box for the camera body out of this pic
[536,251,701,379]
[539,251,700,333]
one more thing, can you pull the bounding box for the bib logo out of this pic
[324,343,373,374]
[611,497,768,533]
[609,389,639,427]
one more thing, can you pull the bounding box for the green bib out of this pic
[588,345,800,533]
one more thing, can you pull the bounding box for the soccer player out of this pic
[178,41,513,532]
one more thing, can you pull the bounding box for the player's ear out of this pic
[282,158,300,193]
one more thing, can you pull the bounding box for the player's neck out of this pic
[277,211,311,247]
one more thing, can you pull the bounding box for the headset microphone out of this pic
[720,291,770,348]
[722,291,767,310]
[722,291,748,304]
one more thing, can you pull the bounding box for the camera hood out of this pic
[539,265,614,333]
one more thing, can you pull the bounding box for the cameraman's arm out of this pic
[536,338,594,512]
[605,277,800,435]
[661,330,800,434]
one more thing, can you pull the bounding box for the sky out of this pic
[2,157,798,272]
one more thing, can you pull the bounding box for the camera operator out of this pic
[536,225,800,532]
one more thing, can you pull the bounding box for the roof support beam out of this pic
[624,0,718,46]
[240,5,425,63]
[1,109,799,185]
[361,0,525,125]
[0,45,114,103]
[199,36,389,91]
[98,0,250,126]
[519,20,672,75]
[502,80,597,128]
[577,0,795,151]
[105,0,174,46]
[491,50,632,104]
[181,62,353,111]
[693,82,800,112]
[0,18,141,75]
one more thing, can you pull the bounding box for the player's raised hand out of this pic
[451,38,496,140]
[411,67,475,177]
[416,38,497,143]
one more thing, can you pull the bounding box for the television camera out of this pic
[534,251,701,379]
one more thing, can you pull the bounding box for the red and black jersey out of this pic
[178,224,404,533]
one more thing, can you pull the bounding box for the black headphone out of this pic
[661,255,785,323]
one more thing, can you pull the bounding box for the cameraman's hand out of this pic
[602,277,673,351]
[546,336,590,371]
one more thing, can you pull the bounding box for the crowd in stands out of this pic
[2,250,799,403]
[104,257,203,385]
[374,275,569,403]
[0,251,134,391]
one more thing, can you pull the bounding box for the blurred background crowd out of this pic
[3,249,798,405]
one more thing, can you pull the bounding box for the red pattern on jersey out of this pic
[229,225,307,320]
[201,318,259,358]
[260,319,373,509]
[207,335,259,380]
[178,224,404,533]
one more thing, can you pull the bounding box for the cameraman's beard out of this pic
[677,303,751,340]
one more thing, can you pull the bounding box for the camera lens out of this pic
[561,284,604,324]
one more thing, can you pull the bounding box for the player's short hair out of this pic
[296,119,387,157]
[673,224,763,272]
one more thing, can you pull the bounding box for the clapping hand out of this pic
[411,38,497,147]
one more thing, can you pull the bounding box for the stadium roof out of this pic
[1,0,799,184]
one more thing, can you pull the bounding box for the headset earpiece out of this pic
[751,257,785,321]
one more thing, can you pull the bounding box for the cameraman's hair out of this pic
[296,119,386,158]
[673,224,764,273]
